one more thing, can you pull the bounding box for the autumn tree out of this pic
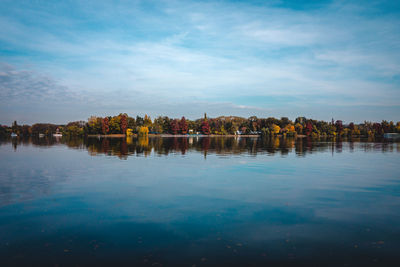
[295,123,303,135]
[139,126,149,136]
[201,119,210,135]
[88,116,102,134]
[109,116,121,133]
[144,115,152,127]
[305,121,313,136]
[120,114,127,134]
[335,120,343,135]
[102,117,109,135]
[271,124,281,135]
[170,119,180,135]
[153,116,167,134]
[179,116,188,134]
[286,124,295,134]
[31,123,58,136]
[127,116,136,129]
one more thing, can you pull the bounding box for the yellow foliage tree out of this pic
[271,124,280,135]
[286,124,295,133]
[126,128,134,137]
[139,126,149,136]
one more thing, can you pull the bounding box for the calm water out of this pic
[0,137,399,266]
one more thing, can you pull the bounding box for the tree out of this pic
[120,114,127,134]
[102,117,109,135]
[201,119,210,135]
[127,116,136,129]
[136,116,144,126]
[179,117,188,134]
[335,120,343,135]
[161,116,171,134]
[144,114,152,127]
[126,128,134,136]
[271,124,280,135]
[139,126,149,136]
[286,124,295,134]
[31,123,58,136]
[88,116,102,134]
[153,116,165,134]
[170,119,180,135]
[280,117,290,128]
[373,123,382,135]
[248,116,258,131]
[305,122,313,136]
[109,116,121,133]
[295,123,303,135]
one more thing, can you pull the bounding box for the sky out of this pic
[0,0,399,125]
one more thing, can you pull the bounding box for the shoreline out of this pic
[87,134,127,138]
[87,134,310,138]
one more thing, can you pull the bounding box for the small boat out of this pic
[11,133,18,137]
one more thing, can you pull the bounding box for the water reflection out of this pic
[2,136,399,159]
[1,137,400,266]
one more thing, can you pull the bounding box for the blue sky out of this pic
[0,0,399,124]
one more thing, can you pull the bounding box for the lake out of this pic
[0,137,399,266]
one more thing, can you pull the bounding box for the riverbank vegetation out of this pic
[1,113,400,138]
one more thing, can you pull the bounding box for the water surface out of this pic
[0,137,399,266]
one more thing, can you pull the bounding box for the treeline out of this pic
[1,114,400,138]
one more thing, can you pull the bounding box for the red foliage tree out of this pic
[170,119,180,135]
[102,117,109,135]
[120,114,127,134]
[305,121,313,136]
[201,119,210,135]
[179,116,188,134]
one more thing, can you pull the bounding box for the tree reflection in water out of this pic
[2,136,399,159]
